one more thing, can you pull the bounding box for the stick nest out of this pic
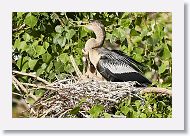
[33,78,144,118]
[12,56,172,118]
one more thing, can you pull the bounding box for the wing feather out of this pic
[97,49,151,85]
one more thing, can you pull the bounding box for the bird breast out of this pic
[88,49,101,67]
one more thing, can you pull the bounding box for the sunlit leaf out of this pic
[28,59,38,70]
[55,25,64,33]
[35,46,46,56]
[89,105,104,118]
[130,29,140,36]
[66,29,76,40]
[25,13,38,28]
[42,53,52,64]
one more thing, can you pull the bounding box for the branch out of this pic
[12,75,28,94]
[52,12,64,27]
[21,82,57,91]
[140,87,172,96]
[12,70,50,85]
[69,55,82,78]
[13,24,26,32]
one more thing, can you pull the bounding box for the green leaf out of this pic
[13,39,20,50]
[130,29,140,36]
[133,54,143,62]
[89,105,104,118]
[70,106,80,115]
[48,71,56,80]
[42,53,52,64]
[135,100,141,109]
[140,113,147,118]
[36,68,44,76]
[16,56,29,71]
[25,13,38,28]
[35,46,46,56]
[41,63,47,69]
[58,37,67,47]
[163,44,171,59]
[80,27,88,38]
[32,40,39,47]
[27,46,36,57]
[64,63,74,73]
[112,28,126,41]
[43,42,49,50]
[66,29,76,40]
[135,48,144,55]
[17,41,28,52]
[54,60,64,73]
[103,113,111,118]
[158,63,166,74]
[28,59,38,70]
[34,89,45,97]
[23,33,30,42]
[120,106,130,116]
[17,12,25,18]
[55,25,64,33]
[46,61,53,73]
[135,17,142,26]
[21,57,29,71]
[120,19,130,27]
[16,57,22,70]
[59,53,69,63]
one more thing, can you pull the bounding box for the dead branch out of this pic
[52,12,64,27]
[69,55,82,78]
[13,24,26,32]
[141,87,172,96]
[21,83,57,91]
[12,70,50,85]
[12,75,28,94]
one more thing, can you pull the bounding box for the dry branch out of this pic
[12,75,28,94]
[13,24,26,32]
[69,55,82,77]
[141,87,172,96]
[13,70,50,85]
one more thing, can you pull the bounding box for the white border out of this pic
[0,0,184,130]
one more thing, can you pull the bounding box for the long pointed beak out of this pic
[77,21,90,27]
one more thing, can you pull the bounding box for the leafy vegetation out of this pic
[12,12,172,118]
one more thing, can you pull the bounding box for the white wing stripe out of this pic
[103,63,137,74]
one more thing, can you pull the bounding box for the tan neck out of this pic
[93,26,105,46]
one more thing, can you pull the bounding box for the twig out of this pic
[52,12,64,27]
[21,83,57,91]
[13,24,26,32]
[12,92,23,97]
[12,75,28,94]
[141,87,172,96]
[79,111,90,118]
[69,55,82,78]
[12,77,23,96]
[13,70,50,85]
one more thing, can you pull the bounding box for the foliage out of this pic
[12,12,172,118]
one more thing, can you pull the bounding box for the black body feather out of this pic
[96,48,152,85]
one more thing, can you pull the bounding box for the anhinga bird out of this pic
[82,20,152,86]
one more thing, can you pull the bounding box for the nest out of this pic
[30,78,145,118]
[12,56,172,118]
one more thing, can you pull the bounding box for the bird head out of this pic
[80,20,105,55]
[84,20,105,32]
